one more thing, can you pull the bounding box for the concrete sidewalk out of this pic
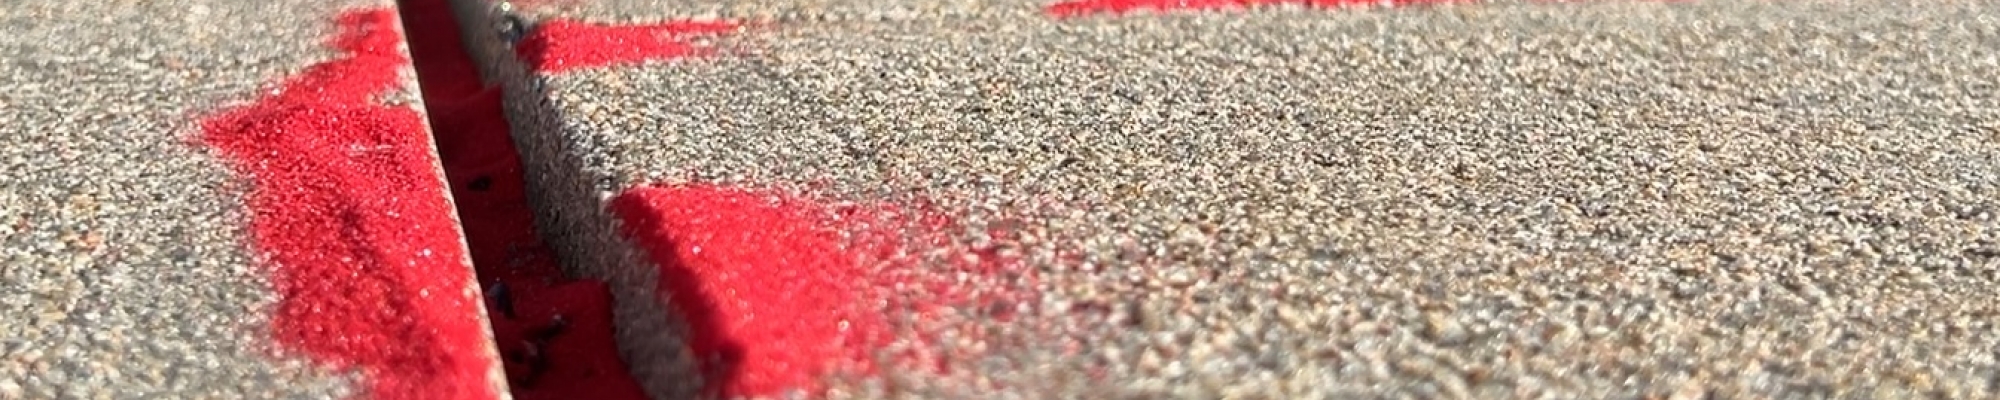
[5,0,1993,398]
[0,1,506,398]
[452,0,2000,398]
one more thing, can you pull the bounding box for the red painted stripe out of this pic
[198,9,496,400]
[1046,0,1470,17]
[515,19,739,73]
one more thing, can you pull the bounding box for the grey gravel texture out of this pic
[459,0,2000,398]
[0,1,503,398]
[503,0,1045,22]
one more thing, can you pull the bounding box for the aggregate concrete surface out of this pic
[503,0,1043,22]
[0,1,478,398]
[468,0,2000,398]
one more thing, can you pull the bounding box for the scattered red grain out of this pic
[1045,0,1467,17]
[515,19,739,73]
[610,184,1032,398]
[400,0,647,398]
[198,9,496,400]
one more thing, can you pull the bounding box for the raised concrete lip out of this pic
[386,7,517,399]
[2,0,511,398]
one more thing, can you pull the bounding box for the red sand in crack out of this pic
[198,9,495,400]
[1045,0,1467,16]
[611,185,1033,398]
[399,0,646,399]
[515,19,739,73]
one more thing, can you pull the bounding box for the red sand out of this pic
[399,0,646,399]
[199,9,496,400]
[1046,0,1466,16]
[515,19,740,73]
[510,10,1037,398]
[611,185,1032,398]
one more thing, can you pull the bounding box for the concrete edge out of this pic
[444,1,706,399]
[384,7,518,400]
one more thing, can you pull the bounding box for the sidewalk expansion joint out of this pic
[396,0,648,399]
